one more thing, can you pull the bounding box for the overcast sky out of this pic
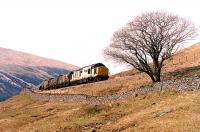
[0,0,200,73]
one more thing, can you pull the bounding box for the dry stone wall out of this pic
[22,76,200,105]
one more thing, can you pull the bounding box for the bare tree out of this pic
[104,11,197,82]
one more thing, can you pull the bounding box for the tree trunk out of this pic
[153,58,162,82]
[145,71,156,83]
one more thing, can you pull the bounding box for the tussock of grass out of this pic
[84,105,105,115]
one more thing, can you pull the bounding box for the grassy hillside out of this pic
[1,42,200,131]
[163,42,200,73]
[1,90,200,131]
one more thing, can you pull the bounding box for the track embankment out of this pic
[22,77,200,105]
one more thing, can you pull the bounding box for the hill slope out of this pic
[1,42,200,131]
[163,42,200,72]
[0,47,78,101]
[1,89,200,131]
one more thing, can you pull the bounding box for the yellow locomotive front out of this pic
[95,65,109,80]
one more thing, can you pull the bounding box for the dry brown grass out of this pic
[1,90,200,131]
[163,42,200,73]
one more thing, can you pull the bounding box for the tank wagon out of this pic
[39,63,109,90]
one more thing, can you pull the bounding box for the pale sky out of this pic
[0,0,200,74]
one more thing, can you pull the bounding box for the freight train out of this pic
[39,63,109,90]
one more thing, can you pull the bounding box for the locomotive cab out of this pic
[92,63,109,80]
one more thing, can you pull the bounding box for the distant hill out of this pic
[0,47,78,101]
[0,47,78,70]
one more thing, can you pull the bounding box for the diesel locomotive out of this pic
[39,63,109,90]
